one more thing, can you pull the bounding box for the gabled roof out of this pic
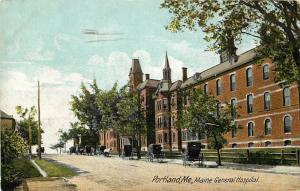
[0,110,14,119]
[180,48,257,89]
[137,79,160,90]
[170,80,182,91]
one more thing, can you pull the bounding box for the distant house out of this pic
[0,110,16,130]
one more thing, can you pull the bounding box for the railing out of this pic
[201,149,300,166]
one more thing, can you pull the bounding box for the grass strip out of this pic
[35,159,76,177]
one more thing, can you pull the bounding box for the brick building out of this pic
[100,48,300,151]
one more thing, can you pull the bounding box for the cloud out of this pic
[0,67,91,153]
[167,40,218,70]
[88,55,105,65]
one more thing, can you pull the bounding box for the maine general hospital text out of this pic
[152,175,259,186]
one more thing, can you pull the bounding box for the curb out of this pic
[30,160,48,177]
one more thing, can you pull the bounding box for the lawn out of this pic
[35,159,76,177]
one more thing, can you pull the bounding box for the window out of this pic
[265,119,272,135]
[264,92,271,111]
[188,129,197,140]
[230,74,236,91]
[204,84,208,95]
[163,99,168,109]
[171,116,175,127]
[230,99,237,118]
[284,115,291,133]
[283,87,291,106]
[263,64,270,80]
[163,117,167,128]
[232,143,237,148]
[247,94,253,113]
[216,79,222,95]
[265,141,272,147]
[158,134,162,143]
[284,140,291,146]
[181,132,187,141]
[246,68,253,86]
[157,100,162,111]
[248,122,254,137]
[183,95,188,106]
[232,128,237,138]
[164,133,168,143]
[172,132,176,142]
[248,142,254,147]
[199,131,206,140]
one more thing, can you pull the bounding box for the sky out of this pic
[0,0,256,153]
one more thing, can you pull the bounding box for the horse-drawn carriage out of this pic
[182,141,203,166]
[146,144,164,162]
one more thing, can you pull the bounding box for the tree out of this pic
[117,84,146,159]
[97,82,123,155]
[58,129,70,152]
[1,129,28,190]
[161,0,300,103]
[181,88,240,165]
[50,141,64,154]
[15,106,43,156]
[70,80,102,149]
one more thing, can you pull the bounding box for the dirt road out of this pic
[47,155,300,191]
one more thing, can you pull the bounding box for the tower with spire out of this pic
[163,52,171,83]
[129,58,143,91]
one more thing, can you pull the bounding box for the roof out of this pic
[164,52,170,69]
[131,59,143,73]
[0,110,14,119]
[137,79,159,90]
[181,48,257,89]
[170,80,182,91]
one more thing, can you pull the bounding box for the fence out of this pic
[201,148,300,166]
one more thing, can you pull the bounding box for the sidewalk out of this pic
[141,157,300,176]
[23,177,77,191]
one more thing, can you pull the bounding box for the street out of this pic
[47,155,300,191]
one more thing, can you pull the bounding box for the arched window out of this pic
[284,140,291,146]
[230,74,236,91]
[164,132,168,143]
[232,143,237,148]
[247,94,253,113]
[232,121,237,138]
[265,141,272,147]
[216,79,221,95]
[172,132,176,142]
[283,87,291,106]
[248,142,254,147]
[284,115,292,133]
[248,122,254,137]
[265,119,272,135]
[263,64,270,80]
[204,84,208,95]
[246,68,253,86]
[230,99,237,118]
[264,92,271,111]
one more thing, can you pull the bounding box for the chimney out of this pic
[145,74,150,80]
[182,67,187,82]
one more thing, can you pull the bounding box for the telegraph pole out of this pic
[37,81,42,160]
[28,114,32,160]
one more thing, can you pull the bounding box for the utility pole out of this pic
[28,113,32,160]
[37,80,42,160]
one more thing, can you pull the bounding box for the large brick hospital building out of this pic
[100,48,300,151]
